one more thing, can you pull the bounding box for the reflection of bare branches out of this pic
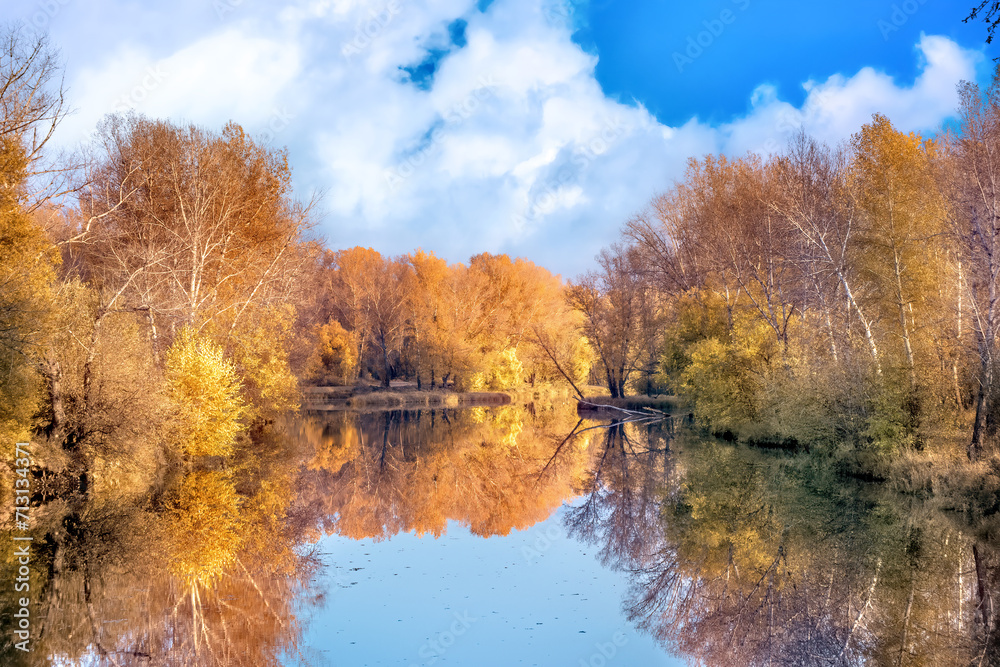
[612,438,1000,667]
[563,420,674,574]
[838,557,881,663]
[533,418,584,483]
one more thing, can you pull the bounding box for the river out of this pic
[2,401,997,665]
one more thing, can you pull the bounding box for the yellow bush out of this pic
[166,330,246,457]
[680,313,775,435]
[472,347,524,391]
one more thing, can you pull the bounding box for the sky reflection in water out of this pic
[298,509,678,666]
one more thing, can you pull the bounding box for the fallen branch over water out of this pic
[576,400,650,417]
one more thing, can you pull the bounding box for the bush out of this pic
[166,330,246,458]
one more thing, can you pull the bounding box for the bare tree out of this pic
[966,2,1000,46]
[953,70,1000,459]
[570,244,660,398]
[0,22,70,208]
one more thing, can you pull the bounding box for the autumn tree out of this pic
[461,253,576,391]
[954,69,1000,459]
[0,135,56,446]
[849,114,950,391]
[773,133,880,370]
[305,319,358,385]
[328,247,412,387]
[165,329,245,458]
[404,250,457,388]
[0,24,68,207]
[0,24,66,445]
[76,114,309,332]
[570,244,661,398]
[62,114,312,420]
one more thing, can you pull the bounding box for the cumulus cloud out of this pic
[58,27,302,148]
[720,34,979,156]
[26,0,985,276]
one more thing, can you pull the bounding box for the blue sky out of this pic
[6,0,991,277]
[577,0,988,126]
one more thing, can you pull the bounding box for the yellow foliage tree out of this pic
[568,336,596,386]
[0,136,57,446]
[223,303,300,422]
[849,114,949,384]
[307,318,358,385]
[470,347,524,390]
[680,313,777,435]
[165,330,246,457]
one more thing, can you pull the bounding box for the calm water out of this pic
[288,402,681,666]
[4,401,1000,665]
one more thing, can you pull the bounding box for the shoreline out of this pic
[301,385,682,413]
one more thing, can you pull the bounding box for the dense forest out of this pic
[8,22,1000,490]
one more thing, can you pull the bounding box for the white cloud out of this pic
[720,34,979,157]
[58,27,301,148]
[27,0,985,276]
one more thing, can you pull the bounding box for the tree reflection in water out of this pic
[0,426,321,667]
[294,407,1000,666]
[567,427,1000,666]
[292,402,591,539]
[8,402,1000,666]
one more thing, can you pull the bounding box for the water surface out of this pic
[5,401,1000,665]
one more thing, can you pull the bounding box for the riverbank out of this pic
[300,383,594,411]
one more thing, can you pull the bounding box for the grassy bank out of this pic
[300,380,614,411]
[302,386,513,411]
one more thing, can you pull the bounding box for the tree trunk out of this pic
[974,543,994,633]
[42,356,66,445]
[379,330,391,388]
[971,321,998,460]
